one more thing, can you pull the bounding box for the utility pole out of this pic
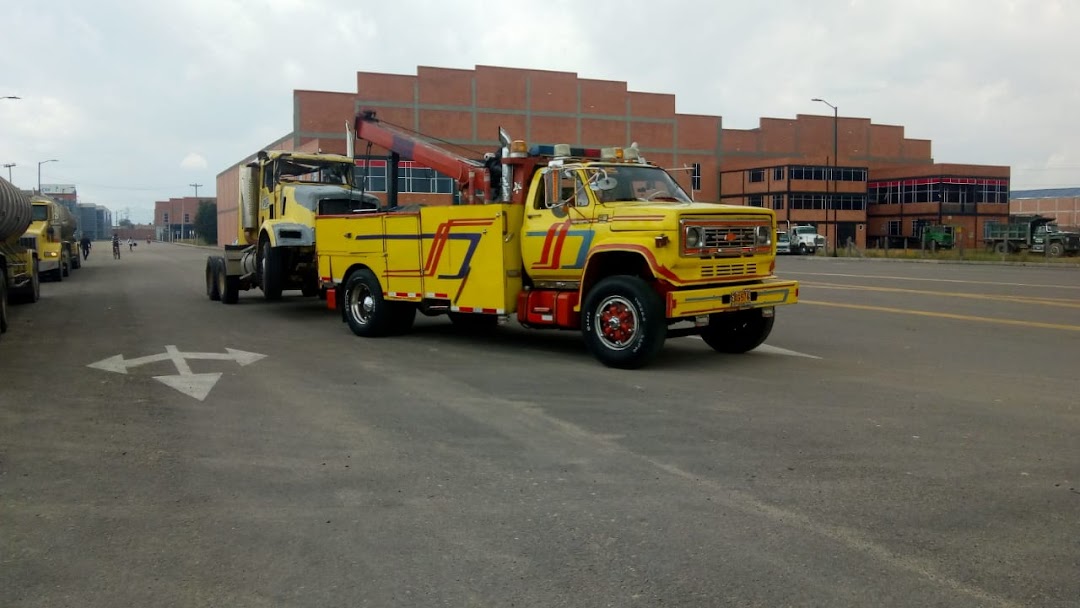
[187,183,202,242]
[2,163,14,183]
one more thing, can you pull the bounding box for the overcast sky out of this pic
[1,0,1077,224]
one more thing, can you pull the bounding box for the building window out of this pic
[749,195,764,207]
[163,213,169,223]
[773,194,784,210]
[888,220,901,236]
[691,163,701,191]
[183,213,190,224]
[773,167,784,180]
[748,169,765,183]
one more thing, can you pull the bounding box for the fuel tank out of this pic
[0,177,33,245]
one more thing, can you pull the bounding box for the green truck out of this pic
[984,215,1080,257]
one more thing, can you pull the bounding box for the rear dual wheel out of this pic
[343,269,414,337]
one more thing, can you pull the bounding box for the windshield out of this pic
[31,205,49,221]
[593,165,692,203]
[278,159,356,187]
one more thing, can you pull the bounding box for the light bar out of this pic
[529,144,604,159]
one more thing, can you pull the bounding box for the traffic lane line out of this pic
[801,282,1080,309]
[784,271,1080,291]
[800,300,1080,332]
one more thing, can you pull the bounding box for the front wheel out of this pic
[581,276,666,369]
[259,243,283,300]
[700,309,774,354]
[1048,242,1065,258]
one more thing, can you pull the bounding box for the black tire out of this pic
[581,276,666,369]
[1,271,8,336]
[61,253,70,277]
[1048,242,1065,258]
[343,269,394,337]
[218,259,239,305]
[798,243,808,255]
[994,241,1008,255]
[259,242,283,301]
[448,312,499,332]
[206,256,221,301]
[700,309,775,354]
[27,259,40,303]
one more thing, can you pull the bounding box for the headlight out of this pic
[755,226,772,246]
[45,251,59,257]
[685,226,703,249]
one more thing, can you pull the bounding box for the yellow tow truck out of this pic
[316,112,799,368]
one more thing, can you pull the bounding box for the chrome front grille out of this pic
[701,226,758,248]
[701,263,759,278]
[18,236,36,250]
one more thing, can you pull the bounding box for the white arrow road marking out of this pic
[87,345,267,400]
[87,346,266,374]
[154,373,223,401]
[752,344,822,359]
[691,338,821,359]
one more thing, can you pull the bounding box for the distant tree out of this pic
[194,200,218,245]
[118,218,133,227]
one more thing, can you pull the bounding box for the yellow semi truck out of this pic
[1,177,41,340]
[26,196,77,280]
[205,150,378,303]
[313,112,799,368]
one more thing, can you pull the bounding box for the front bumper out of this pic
[666,278,799,318]
[39,258,60,273]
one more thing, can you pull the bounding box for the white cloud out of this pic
[180,153,208,170]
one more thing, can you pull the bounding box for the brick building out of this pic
[1009,188,1080,229]
[216,65,1010,250]
[154,196,216,241]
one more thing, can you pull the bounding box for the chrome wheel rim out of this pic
[594,295,638,351]
[348,283,375,325]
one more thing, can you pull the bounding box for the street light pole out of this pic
[37,159,58,195]
[811,98,839,256]
[3,163,14,182]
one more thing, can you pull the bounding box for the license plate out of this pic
[731,290,751,306]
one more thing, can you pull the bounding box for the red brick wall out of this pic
[1011,197,1080,227]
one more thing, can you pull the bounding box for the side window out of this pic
[542,169,589,209]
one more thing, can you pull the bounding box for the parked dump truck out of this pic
[298,111,798,368]
[919,224,956,250]
[984,215,1080,257]
[1,177,41,340]
[206,150,377,303]
[26,196,78,280]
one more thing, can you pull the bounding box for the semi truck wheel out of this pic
[61,252,70,277]
[1,272,8,335]
[1048,242,1065,258]
[582,275,666,369]
[218,259,239,305]
[259,243,283,301]
[995,241,1008,254]
[343,269,394,337]
[27,259,40,303]
[700,309,774,354]
[205,256,221,301]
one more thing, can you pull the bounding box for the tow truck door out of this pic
[521,168,596,285]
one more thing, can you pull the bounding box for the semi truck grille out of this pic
[18,236,36,250]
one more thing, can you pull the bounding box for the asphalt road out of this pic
[1,243,1078,607]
